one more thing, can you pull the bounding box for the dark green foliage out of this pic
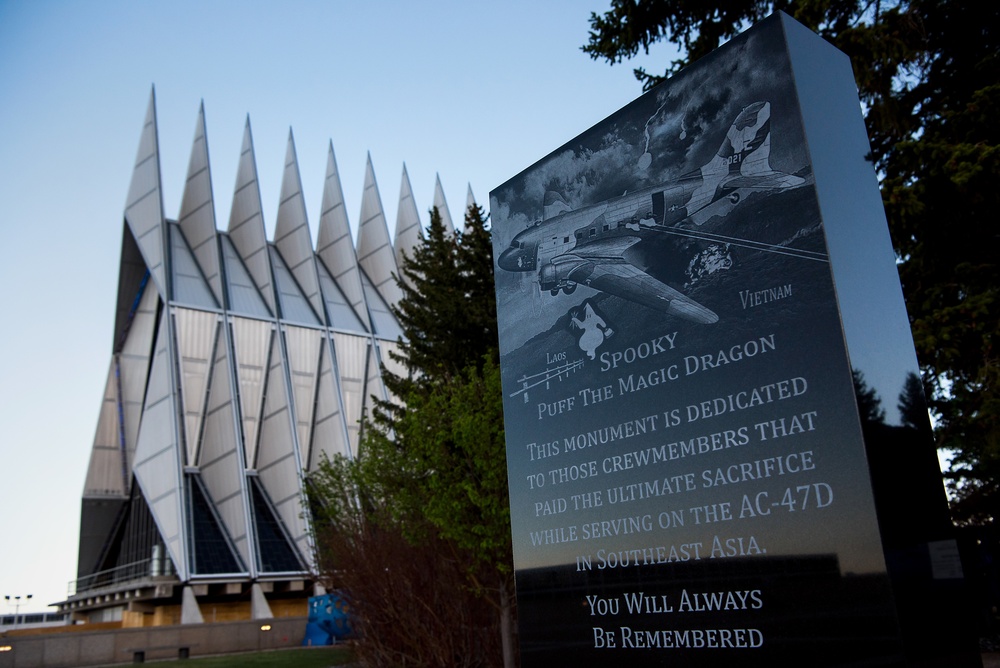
[364,200,508,573]
[583,0,1000,524]
[387,205,498,394]
[309,202,514,667]
[333,357,510,578]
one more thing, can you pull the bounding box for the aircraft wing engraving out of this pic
[546,235,719,323]
[584,259,719,324]
[497,101,807,326]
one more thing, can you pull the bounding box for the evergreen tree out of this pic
[310,202,515,667]
[369,199,509,583]
[582,0,1000,524]
[390,204,497,384]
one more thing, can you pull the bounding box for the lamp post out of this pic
[3,594,32,629]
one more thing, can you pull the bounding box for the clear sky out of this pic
[0,1,678,612]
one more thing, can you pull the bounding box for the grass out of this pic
[149,646,354,667]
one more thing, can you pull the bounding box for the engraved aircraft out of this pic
[497,102,806,325]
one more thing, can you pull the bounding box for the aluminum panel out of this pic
[255,332,310,567]
[173,308,219,465]
[221,234,272,318]
[283,325,323,459]
[432,173,456,235]
[331,333,370,459]
[360,270,403,340]
[393,164,422,282]
[230,317,273,468]
[316,260,366,333]
[356,154,404,310]
[270,246,320,326]
[362,340,389,448]
[132,310,187,580]
[308,337,350,468]
[119,282,158,474]
[169,223,217,309]
[197,322,252,570]
[178,102,224,306]
[227,118,277,315]
[124,90,167,298]
[83,361,127,497]
[274,132,325,322]
[316,143,371,332]
[376,339,406,408]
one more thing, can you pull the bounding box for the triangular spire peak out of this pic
[432,173,455,235]
[178,100,223,306]
[274,127,324,321]
[317,142,372,332]
[226,116,276,316]
[357,154,403,309]
[123,88,168,299]
[466,183,478,223]
[394,163,422,280]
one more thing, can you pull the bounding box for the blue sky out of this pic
[0,1,677,611]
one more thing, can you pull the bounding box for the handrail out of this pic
[68,558,175,596]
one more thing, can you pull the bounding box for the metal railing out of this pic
[68,558,174,597]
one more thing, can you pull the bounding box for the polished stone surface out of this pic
[491,12,979,667]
